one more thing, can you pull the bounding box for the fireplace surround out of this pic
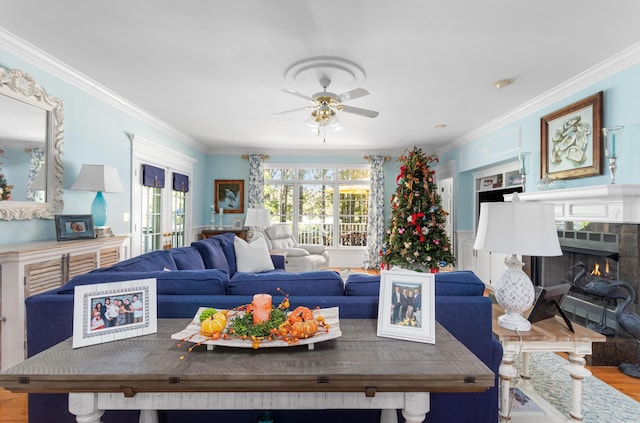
[507,185,640,365]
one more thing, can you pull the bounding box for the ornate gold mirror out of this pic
[0,67,63,220]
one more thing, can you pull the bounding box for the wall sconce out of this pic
[517,152,530,192]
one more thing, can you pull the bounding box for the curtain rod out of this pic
[241,154,270,160]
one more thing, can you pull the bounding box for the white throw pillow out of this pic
[234,236,275,273]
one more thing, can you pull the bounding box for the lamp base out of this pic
[498,312,531,331]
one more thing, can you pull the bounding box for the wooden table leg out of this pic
[68,393,104,423]
[499,350,518,422]
[564,352,592,422]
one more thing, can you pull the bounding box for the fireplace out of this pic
[508,185,640,365]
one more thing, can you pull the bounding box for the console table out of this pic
[0,236,129,370]
[492,304,606,422]
[201,228,248,240]
[0,318,494,423]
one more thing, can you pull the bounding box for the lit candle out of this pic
[252,294,272,324]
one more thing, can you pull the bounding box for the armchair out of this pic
[263,223,330,272]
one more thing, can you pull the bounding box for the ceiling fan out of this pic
[273,78,379,136]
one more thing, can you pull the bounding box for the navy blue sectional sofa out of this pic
[24,232,501,423]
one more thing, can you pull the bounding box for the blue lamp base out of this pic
[91,191,108,227]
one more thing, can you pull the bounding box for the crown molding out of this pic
[442,42,640,155]
[0,27,207,153]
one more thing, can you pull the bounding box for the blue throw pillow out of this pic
[214,232,238,276]
[171,246,206,270]
[191,238,231,274]
[94,250,178,272]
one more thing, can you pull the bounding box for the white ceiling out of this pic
[2,1,640,155]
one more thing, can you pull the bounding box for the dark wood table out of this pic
[201,228,248,240]
[0,319,494,423]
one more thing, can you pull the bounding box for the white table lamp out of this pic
[70,164,125,227]
[474,193,561,331]
[244,208,271,241]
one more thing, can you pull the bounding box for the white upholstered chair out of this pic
[262,223,330,272]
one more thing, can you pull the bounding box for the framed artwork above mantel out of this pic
[540,91,603,180]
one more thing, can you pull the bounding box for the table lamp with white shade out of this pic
[244,208,271,242]
[473,194,562,331]
[70,164,125,227]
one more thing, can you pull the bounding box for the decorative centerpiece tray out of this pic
[171,306,341,349]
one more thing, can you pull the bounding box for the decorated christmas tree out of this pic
[0,172,12,201]
[380,147,454,271]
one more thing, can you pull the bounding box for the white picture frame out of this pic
[233,217,243,229]
[377,269,435,344]
[72,278,157,348]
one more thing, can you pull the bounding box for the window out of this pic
[264,165,370,247]
[131,136,195,256]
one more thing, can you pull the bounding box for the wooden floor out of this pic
[1,268,638,420]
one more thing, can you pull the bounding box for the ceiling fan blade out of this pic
[340,105,379,118]
[337,88,369,103]
[282,88,314,102]
[272,106,315,116]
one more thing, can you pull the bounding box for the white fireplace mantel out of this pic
[504,184,640,224]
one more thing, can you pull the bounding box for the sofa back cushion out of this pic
[345,270,485,297]
[191,237,231,274]
[94,250,178,273]
[171,246,206,270]
[228,270,344,296]
[57,269,228,295]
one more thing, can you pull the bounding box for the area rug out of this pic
[517,352,640,422]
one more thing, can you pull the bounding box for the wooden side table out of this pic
[201,228,248,240]
[492,304,606,422]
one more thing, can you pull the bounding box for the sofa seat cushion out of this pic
[228,270,344,296]
[93,250,178,272]
[345,270,485,297]
[234,236,275,273]
[57,269,229,296]
[171,246,206,270]
[191,237,231,274]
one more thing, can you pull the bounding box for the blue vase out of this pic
[91,191,108,227]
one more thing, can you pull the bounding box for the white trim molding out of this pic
[505,184,640,224]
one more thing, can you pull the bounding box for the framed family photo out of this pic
[540,91,603,180]
[72,278,157,348]
[54,214,96,241]
[377,269,435,344]
[214,179,244,214]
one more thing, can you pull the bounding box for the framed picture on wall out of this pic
[214,179,244,214]
[540,91,603,180]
